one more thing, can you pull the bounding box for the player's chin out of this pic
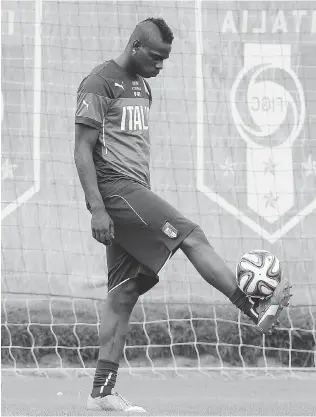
[143,70,160,78]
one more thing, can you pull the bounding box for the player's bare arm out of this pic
[74,123,114,246]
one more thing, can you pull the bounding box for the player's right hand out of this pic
[91,208,115,246]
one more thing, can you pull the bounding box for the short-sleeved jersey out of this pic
[75,60,152,187]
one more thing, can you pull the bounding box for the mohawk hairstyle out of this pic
[141,17,174,44]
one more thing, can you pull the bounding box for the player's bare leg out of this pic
[180,227,291,334]
[97,280,139,364]
[180,227,239,298]
[88,279,146,412]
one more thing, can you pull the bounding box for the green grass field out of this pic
[2,371,316,416]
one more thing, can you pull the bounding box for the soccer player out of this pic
[74,17,291,412]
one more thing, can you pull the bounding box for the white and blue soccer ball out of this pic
[236,250,282,298]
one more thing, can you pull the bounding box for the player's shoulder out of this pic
[90,60,122,81]
[78,61,116,97]
[93,60,135,95]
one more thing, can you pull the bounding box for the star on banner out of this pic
[2,158,18,180]
[263,157,277,176]
[301,155,316,178]
[263,190,279,209]
[219,157,237,177]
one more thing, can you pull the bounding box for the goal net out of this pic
[1,0,316,374]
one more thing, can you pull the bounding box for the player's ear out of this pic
[132,40,141,51]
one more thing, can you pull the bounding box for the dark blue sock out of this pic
[230,287,259,323]
[91,359,119,398]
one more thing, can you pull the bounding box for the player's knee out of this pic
[180,226,210,251]
[109,279,140,313]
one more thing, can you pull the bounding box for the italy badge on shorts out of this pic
[196,1,316,244]
[161,222,178,239]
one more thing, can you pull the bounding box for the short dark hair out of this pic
[141,17,174,44]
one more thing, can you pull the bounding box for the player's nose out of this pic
[155,61,163,70]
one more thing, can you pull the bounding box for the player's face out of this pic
[132,40,171,78]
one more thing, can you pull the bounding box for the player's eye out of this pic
[151,53,162,61]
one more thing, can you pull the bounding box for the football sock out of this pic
[229,287,259,323]
[91,359,119,398]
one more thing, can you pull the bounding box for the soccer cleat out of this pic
[87,389,147,413]
[255,281,292,335]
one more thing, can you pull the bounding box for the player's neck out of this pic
[113,54,137,78]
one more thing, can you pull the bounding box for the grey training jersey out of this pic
[75,60,152,186]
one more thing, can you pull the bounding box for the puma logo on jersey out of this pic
[83,100,90,109]
[121,105,149,131]
[115,82,125,90]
